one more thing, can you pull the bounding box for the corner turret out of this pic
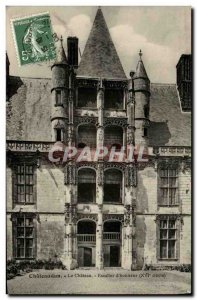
[132,50,150,146]
[51,37,69,142]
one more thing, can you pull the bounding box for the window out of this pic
[14,215,35,259]
[104,126,123,149]
[104,89,124,109]
[159,218,177,259]
[144,105,149,118]
[55,90,62,106]
[77,125,96,148]
[15,164,35,204]
[77,87,97,108]
[159,168,178,206]
[143,128,148,137]
[104,169,122,203]
[56,128,63,141]
[78,169,96,203]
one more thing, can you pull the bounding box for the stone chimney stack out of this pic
[67,37,78,68]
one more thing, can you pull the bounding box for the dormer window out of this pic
[55,90,62,106]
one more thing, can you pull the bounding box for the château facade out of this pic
[6,8,191,270]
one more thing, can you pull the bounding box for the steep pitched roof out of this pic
[134,59,149,80]
[77,8,126,79]
[149,83,191,146]
[54,37,68,65]
[133,50,149,80]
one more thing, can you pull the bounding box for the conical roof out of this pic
[54,36,68,64]
[133,50,149,80]
[77,8,126,79]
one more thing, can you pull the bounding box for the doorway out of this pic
[110,246,120,267]
[84,247,92,267]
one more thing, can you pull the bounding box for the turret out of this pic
[51,36,69,142]
[132,50,150,146]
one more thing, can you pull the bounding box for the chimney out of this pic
[176,54,192,112]
[67,37,78,68]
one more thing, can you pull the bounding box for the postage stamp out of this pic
[11,12,56,66]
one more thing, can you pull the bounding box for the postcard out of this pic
[6,6,192,295]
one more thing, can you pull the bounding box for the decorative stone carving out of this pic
[103,117,128,128]
[97,163,104,186]
[124,205,132,225]
[104,80,127,89]
[65,204,77,224]
[104,162,126,172]
[6,141,53,152]
[77,213,98,222]
[103,214,124,223]
[125,164,137,187]
[77,79,98,88]
[76,162,97,170]
[64,164,76,185]
[75,116,97,126]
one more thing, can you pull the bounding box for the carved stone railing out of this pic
[153,146,191,157]
[103,232,121,240]
[77,234,96,242]
[6,141,54,152]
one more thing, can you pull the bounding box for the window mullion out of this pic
[168,169,170,206]
[167,218,169,259]
[23,215,26,258]
[24,163,26,203]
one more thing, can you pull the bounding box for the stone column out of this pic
[123,205,132,270]
[62,162,77,270]
[96,205,103,269]
[68,70,75,148]
[97,78,104,149]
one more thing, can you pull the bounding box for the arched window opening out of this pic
[104,126,123,149]
[104,169,122,203]
[77,124,96,149]
[77,220,96,234]
[78,168,96,203]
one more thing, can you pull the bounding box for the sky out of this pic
[6,6,191,83]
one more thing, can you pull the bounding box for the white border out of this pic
[1,1,195,299]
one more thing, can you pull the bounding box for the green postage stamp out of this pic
[11,12,56,66]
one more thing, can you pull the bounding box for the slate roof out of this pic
[54,37,68,65]
[133,58,149,80]
[77,8,127,80]
[6,77,191,147]
[149,83,191,146]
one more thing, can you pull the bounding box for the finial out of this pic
[139,49,142,60]
[60,35,63,44]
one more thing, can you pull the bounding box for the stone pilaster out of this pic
[122,205,132,270]
[96,205,103,269]
[97,79,104,149]
[68,70,75,147]
[96,162,104,205]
